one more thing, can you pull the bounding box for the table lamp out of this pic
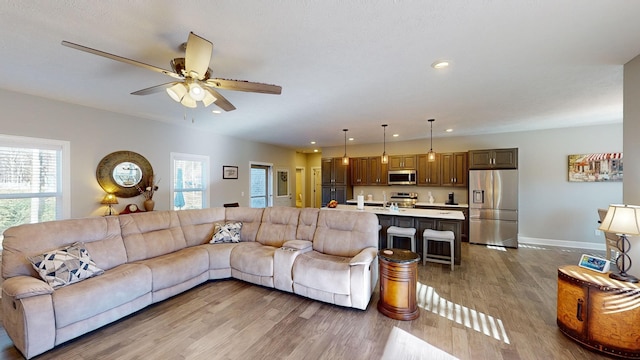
[101,193,119,216]
[598,204,640,283]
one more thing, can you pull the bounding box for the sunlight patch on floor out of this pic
[486,245,507,251]
[417,281,510,344]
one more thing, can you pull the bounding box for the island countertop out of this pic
[346,199,468,208]
[324,204,465,220]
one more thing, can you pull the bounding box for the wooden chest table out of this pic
[557,265,640,358]
[377,248,420,320]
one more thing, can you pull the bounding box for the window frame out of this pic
[170,152,209,210]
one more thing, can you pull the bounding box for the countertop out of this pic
[325,204,465,220]
[346,199,468,208]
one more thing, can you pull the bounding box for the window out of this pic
[171,153,209,210]
[0,135,70,243]
[250,163,272,208]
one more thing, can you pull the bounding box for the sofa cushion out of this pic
[28,242,104,288]
[52,263,152,329]
[225,207,264,241]
[296,208,320,241]
[256,207,300,247]
[313,210,379,257]
[2,216,126,279]
[177,208,226,247]
[230,242,276,277]
[120,211,187,262]
[136,247,209,292]
[292,251,351,294]
[211,222,243,243]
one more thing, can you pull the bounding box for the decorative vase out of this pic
[143,199,155,211]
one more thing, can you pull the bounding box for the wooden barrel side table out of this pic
[377,248,420,320]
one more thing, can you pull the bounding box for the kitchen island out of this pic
[325,205,465,265]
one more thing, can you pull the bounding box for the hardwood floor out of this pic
[0,243,613,360]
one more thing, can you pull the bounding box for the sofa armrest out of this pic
[349,247,378,266]
[2,276,54,300]
[282,240,313,251]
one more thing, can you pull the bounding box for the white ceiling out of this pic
[2,1,640,151]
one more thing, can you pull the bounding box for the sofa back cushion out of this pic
[256,207,301,247]
[313,210,378,257]
[120,211,187,262]
[2,216,126,279]
[225,207,264,241]
[297,208,320,241]
[177,208,226,246]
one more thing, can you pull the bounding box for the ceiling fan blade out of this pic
[207,78,282,95]
[61,40,183,80]
[204,87,236,111]
[131,82,178,95]
[184,32,213,80]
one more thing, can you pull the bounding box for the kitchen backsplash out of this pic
[352,185,468,205]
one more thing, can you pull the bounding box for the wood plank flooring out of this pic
[0,243,613,360]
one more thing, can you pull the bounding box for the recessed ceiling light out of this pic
[310,141,316,144]
[431,60,449,69]
[446,128,453,132]
[393,134,399,137]
[212,110,222,114]
[313,149,318,153]
[348,137,354,141]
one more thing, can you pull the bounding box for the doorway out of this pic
[295,167,305,208]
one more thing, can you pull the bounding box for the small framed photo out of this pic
[223,166,238,180]
[578,254,610,273]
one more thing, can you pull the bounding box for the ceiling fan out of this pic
[61,32,282,112]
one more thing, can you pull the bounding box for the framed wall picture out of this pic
[223,165,238,179]
[568,153,623,182]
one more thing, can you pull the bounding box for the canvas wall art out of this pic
[568,153,623,182]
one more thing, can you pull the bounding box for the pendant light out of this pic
[427,119,436,162]
[381,124,389,164]
[342,129,349,165]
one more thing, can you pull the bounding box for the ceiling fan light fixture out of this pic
[188,81,206,101]
[181,94,197,108]
[202,89,218,107]
[166,83,187,102]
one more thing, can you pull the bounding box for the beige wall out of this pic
[0,88,298,217]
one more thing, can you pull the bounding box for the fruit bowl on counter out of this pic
[327,200,338,208]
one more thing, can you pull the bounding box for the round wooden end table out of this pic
[377,248,420,320]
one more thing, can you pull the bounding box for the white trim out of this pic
[250,161,273,207]
[518,236,606,251]
[170,152,210,210]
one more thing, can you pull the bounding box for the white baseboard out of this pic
[518,236,606,251]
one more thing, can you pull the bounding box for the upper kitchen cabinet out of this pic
[441,152,468,187]
[417,153,441,186]
[322,157,349,185]
[350,157,369,185]
[369,156,388,185]
[388,155,417,170]
[469,148,518,169]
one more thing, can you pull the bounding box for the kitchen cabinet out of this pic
[369,156,388,185]
[440,152,468,187]
[417,153,441,186]
[557,265,640,358]
[350,157,369,185]
[321,157,351,206]
[388,155,417,170]
[469,148,518,169]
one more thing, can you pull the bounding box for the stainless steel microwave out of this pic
[387,170,416,185]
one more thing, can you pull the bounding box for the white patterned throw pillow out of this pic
[210,222,243,243]
[28,242,104,288]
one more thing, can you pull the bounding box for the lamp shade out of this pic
[166,83,187,102]
[599,204,640,235]
[101,193,118,205]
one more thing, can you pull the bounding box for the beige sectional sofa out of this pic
[1,206,379,359]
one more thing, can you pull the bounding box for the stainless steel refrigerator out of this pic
[469,169,519,248]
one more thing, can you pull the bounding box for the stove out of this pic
[389,192,418,208]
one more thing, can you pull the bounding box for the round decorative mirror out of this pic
[96,151,153,198]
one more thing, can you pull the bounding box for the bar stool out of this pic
[386,226,417,252]
[422,229,455,270]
